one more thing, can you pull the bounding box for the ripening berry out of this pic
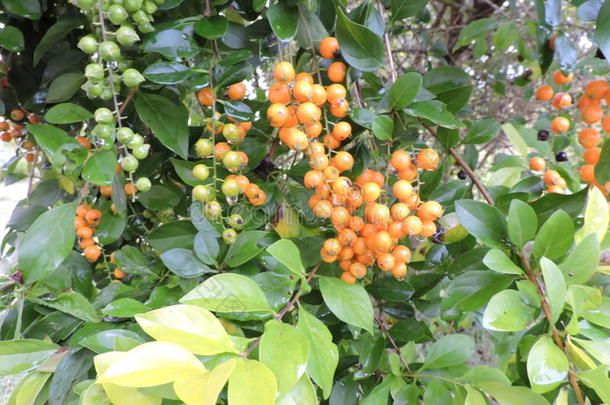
[327,61,347,83]
[416,149,439,170]
[552,70,574,85]
[529,156,545,171]
[197,88,216,106]
[550,116,569,133]
[227,82,246,100]
[319,37,340,59]
[273,61,295,82]
[535,85,554,101]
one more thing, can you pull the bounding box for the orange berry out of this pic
[296,102,321,124]
[267,103,289,127]
[417,201,443,222]
[392,245,411,263]
[319,37,340,59]
[603,115,610,133]
[420,220,437,237]
[79,238,95,249]
[305,121,323,138]
[288,130,309,152]
[388,221,404,238]
[547,185,564,193]
[76,137,92,149]
[309,141,325,155]
[583,147,601,165]
[215,142,231,159]
[393,180,413,201]
[304,170,325,189]
[391,262,407,279]
[310,152,329,170]
[332,151,354,172]
[85,209,102,226]
[327,61,347,83]
[338,246,354,260]
[197,87,216,106]
[321,249,337,263]
[227,82,246,100]
[268,82,291,104]
[273,61,295,82]
[377,253,396,271]
[330,100,349,117]
[312,84,327,106]
[543,170,562,185]
[322,134,341,149]
[579,128,601,148]
[348,216,365,233]
[339,260,352,272]
[295,72,314,83]
[391,203,410,221]
[326,84,347,103]
[535,85,554,101]
[84,245,102,262]
[581,105,603,124]
[416,149,439,170]
[124,183,138,196]
[390,150,411,171]
[114,268,126,279]
[551,92,572,109]
[398,165,417,182]
[313,199,333,218]
[584,80,608,99]
[552,70,574,85]
[529,157,546,171]
[76,204,90,218]
[293,80,314,103]
[338,228,358,247]
[332,176,352,196]
[375,230,393,252]
[362,182,381,203]
[341,271,357,283]
[331,122,351,141]
[323,166,340,182]
[349,262,367,279]
[404,216,423,235]
[579,164,596,183]
[74,216,87,229]
[99,186,113,198]
[76,226,94,239]
[367,203,391,225]
[550,116,570,133]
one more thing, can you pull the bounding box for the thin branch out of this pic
[519,254,585,405]
[119,87,137,115]
[375,313,411,372]
[375,0,397,82]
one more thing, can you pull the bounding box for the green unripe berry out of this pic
[95,107,114,124]
[192,164,210,181]
[117,127,135,144]
[99,41,121,61]
[221,179,241,197]
[223,151,242,170]
[136,177,152,192]
[122,68,145,87]
[194,138,214,158]
[193,185,214,202]
[226,214,244,229]
[132,10,149,25]
[138,22,155,33]
[222,123,242,144]
[77,35,98,54]
[123,0,143,12]
[132,144,150,159]
[85,81,105,98]
[222,228,237,244]
[116,26,140,46]
[93,124,114,140]
[204,201,222,220]
[85,63,105,81]
[143,1,158,14]
[127,134,144,149]
[100,87,114,101]
[121,155,139,172]
[108,4,129,24]
[100,141,114,150]
[154,0,166,4]
[77,0,96,9]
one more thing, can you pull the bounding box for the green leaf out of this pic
[454,18,498,49]
[34,15,84,65]
[421,334,474,370]
[540,257,566,324]
[1,0,41,20]
[102,298,149,318]
[277,374,318,405]
[296,307,338,399]
[533,210,574,261]
[0,25,24,52]
[595,138,610,184]
[318,276,374,334]
[180,273,273,313]
[479,382,550,405]
[483,249,523,274]
[135,92,189,159]
[531,187,588,223]
[148,220,197,253]
[138,184,182,210]
[391,0,428,21]
[224,230,270,267]
[455,199,508,249]
[44,103,93,124]
[501,123,528,157]
[465,385,487,405]
[143,62,191,84]
[389,72,422,110]
[527,336,568,393]
[79,329,145,354]
[483,290,535,331]
[295,4,329,50]
[46,72,84,103]
[143,27,198,59]
[194,15,228,40]
[405,100,465,129]
[0,339,59,376]
[559,233,600,284]
[267,3,298,40]
[371,115,394,140]
[493,22,517,50]
[160,248,212,279]
[575,186,609,244]
[27,124,85,169]
[335,7,384,72]
[266,239,306,279]
[31,291,100,322]
[82,150,117,187]
[594,0,610,61]
[462,118,501,144]
[228,359,277,405]
[194,231,220,266]
[18,202,76,284]
[136,304,236,356]
[114,245,152,275]
[554,34,577,71]
[507,199,537,249]
[6,371,51,405]
[174,359,236,405]
[577,366,610,404]
[260,320,309,396]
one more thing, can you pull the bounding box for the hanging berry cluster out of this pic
[0,109,40,163]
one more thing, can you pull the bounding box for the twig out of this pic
[519,254,585,405]
[375,312,411,372]
[376,0,397,82]
[119,87,137,115]
[423,124,495,205]
[26,150,38,201]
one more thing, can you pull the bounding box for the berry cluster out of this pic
[74,204,103,262]
[534,71,609,194]
[0,109,40,162]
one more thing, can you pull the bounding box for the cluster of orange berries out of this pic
[74,204,103,263]
[535,72,609,194]
[0,109,40,162]
[305,147,442,283]
[267,39,350,153]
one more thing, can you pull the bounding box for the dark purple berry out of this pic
[555,151,568,162]
[457,170,468,180]
[537,130,550,141]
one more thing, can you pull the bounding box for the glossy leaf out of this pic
[0,25,24,52]
[102,298,149,318]
[479,382,550,405]
[575,186,609,244]
[483,290,534,331]
[540,257,566,324]
[266,239,306,279]
[507,199,537,249]
[228,359,277,405]
[389,72,422,110]
[267,3,298,40]
[594,0,610,61]
[559,233,600,284]
[0,339,59,376]
[161,248,213,278]
[318,276,374,334]
[421,334,475,369]
[80,330,145,354]
[30,291,100,322]
[483,249,523,274]
[224,230,269,267]
[194,15,228,40]
[391,0,428,21]
[174,359,236,405]
[82,150,117,187]
[335,7,384,72]
[455,199,507,249]
[143,62,191,84]
[371,115,394,140]
[533,210,574,261]
[405,100,465,129]
[527,336,568,393]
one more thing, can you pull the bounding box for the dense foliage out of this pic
[0,0,609,404]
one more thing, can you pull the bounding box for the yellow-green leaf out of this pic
[575,186,609,244]
[276,374,317,405]
[97,342,206,387]
[80,383,111,405]
[135,304,236,355]
[501,123,528,157]
[174,359,236,405]
[228,359,277,405]
[7,371,51,405]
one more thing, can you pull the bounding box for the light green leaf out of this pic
[421,334,474,370]
[501,123,528,157]
[30,291,100,322]
[455,18,498,49]
[266,239,306,279]
[455,199,508,249]
[180,273,272,313]
[194,231,219,266]
[465,385,486,405]
[44,103,92,124]
[27,124,85,169]
[0,340,59,376]
[260,320,309,396]
[575,186,609,244]
[479,382,550,405]
[507,199,537,249]
[228,359,277,405]
[7,371,51,405]
[102,298,149,318]
[318,276,374,334]
[482,249,523,274]
[82,150,117,187]
[483,290,534,331]
[224,230,269,267]
[405,100,465,129]
[526,336,568,393]
[540,257,566,324]
[276,374,317,405]
[577,366,610,405]
[266,3,298,40]
[372,115,394,140]
[533,210,574,261]
[80,330,145,354]
[174,359,236,405]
